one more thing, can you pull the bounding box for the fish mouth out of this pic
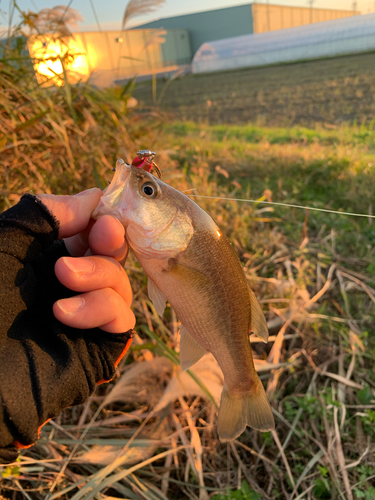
[92,158,132,223]
[106,158,131,195]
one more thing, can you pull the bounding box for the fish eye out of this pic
[141,181,158,198]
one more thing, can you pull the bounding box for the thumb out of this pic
[38,188,102,239]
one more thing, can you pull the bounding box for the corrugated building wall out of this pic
[135,3,359,56]
[252,4,359,34]
[160,29,192,66]
[132,4,254,55]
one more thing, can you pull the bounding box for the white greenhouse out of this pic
[192,13,375,74]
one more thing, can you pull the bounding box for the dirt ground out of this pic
[133,51,375,127]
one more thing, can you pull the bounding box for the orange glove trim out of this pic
[96,333,134,385]
[12,331,135,448]
[13,418,51,450]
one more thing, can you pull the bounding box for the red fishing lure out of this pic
[131,150,162,178]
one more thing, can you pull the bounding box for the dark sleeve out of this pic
[0,194,134,463]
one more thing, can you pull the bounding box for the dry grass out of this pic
[0,40,151,211]
[1,28,375,500]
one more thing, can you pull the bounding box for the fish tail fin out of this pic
[217,378,275,442]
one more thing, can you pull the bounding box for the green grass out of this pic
[157,121,375,254]
[2,112,375,499]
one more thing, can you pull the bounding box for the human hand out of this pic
[38,189,135,334]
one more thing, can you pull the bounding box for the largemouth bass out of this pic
[93,159,275,440]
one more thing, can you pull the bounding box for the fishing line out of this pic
[188,195,375,219]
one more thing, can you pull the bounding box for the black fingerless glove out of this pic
[0,195,134,463]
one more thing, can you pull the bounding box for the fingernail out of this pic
[57,296,85,314]
[64,257,95,277]
[75,187,101,197]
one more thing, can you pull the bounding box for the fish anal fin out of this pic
[179,325,207,371]
[248,286,269,343]
[148,278,167,317]
[217,379,275,442]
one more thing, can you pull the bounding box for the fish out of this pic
[93,159,275,441]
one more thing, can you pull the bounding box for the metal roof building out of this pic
[192,12,375,74]
[135,3,359,55]
[22,28,191,88]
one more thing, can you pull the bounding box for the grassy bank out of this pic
[1,113,374,499]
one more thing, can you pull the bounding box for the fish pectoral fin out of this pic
[148,278,167,317]
[168,261,211,288]
[179,325,207,371]
[217,379,275,442]
[248,285,269,343]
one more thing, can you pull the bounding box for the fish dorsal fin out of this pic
[179,325,207,371]
[148,278,167,317]
[248,286,269,343]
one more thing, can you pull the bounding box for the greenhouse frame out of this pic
[192,13,375,74]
